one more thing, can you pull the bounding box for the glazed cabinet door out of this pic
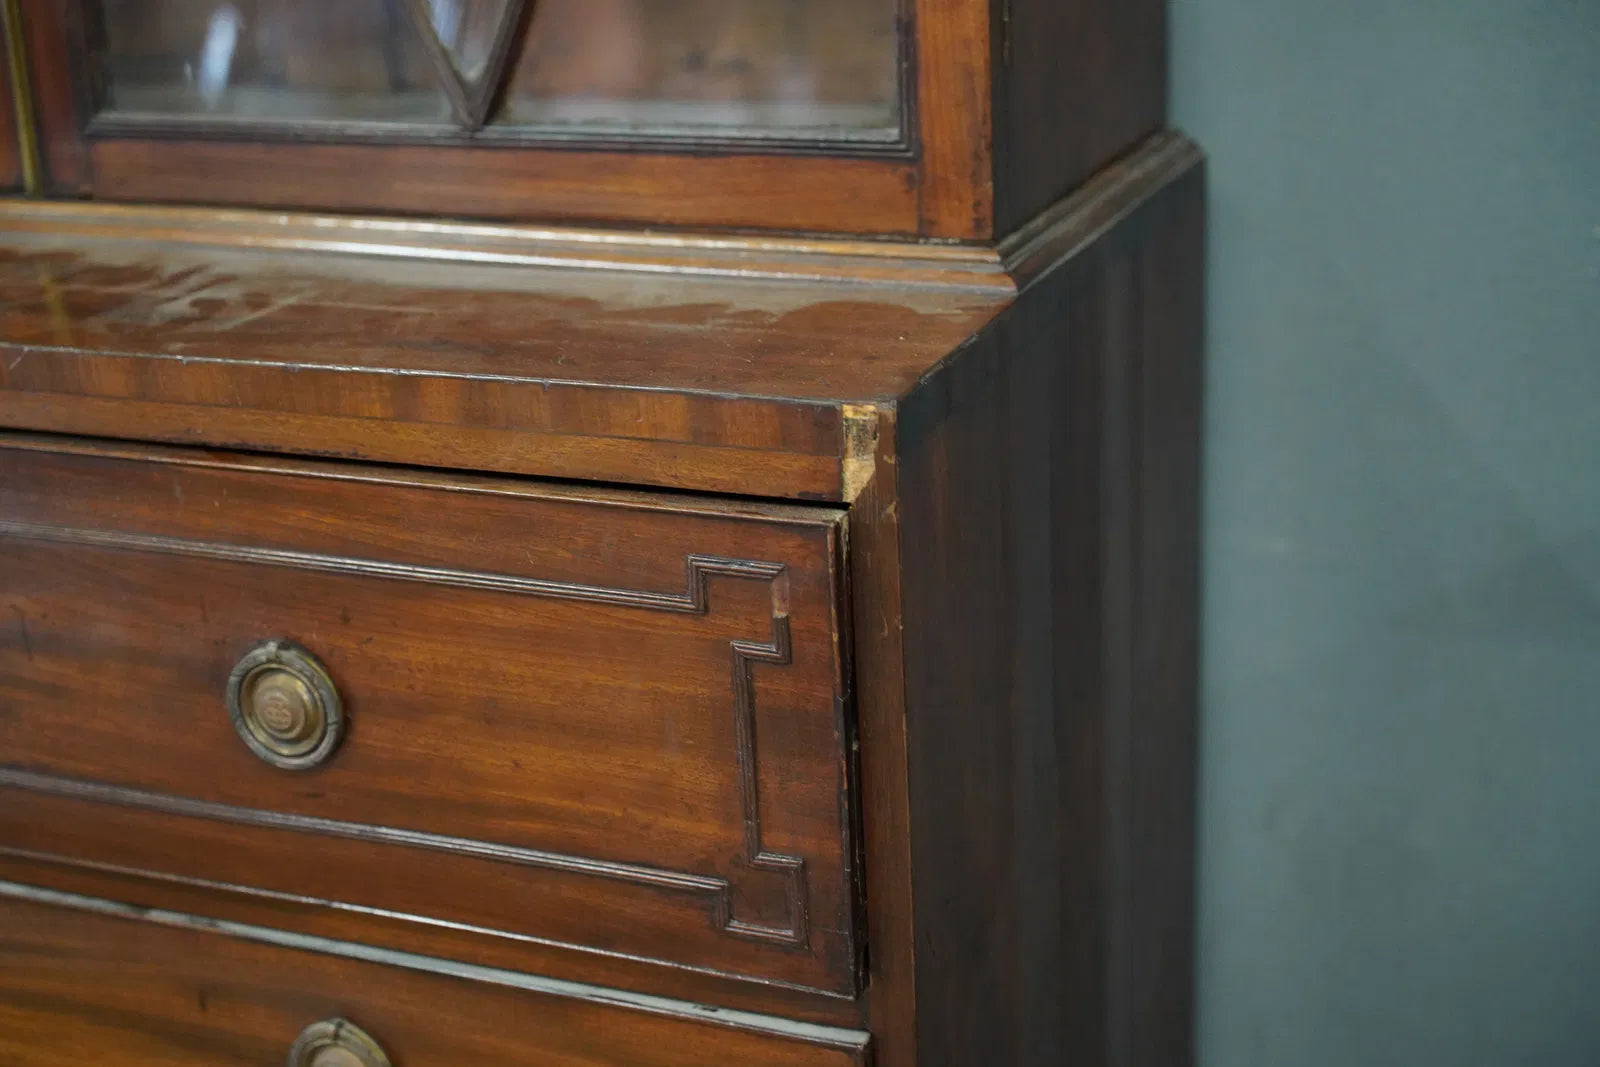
[6,0,924,232]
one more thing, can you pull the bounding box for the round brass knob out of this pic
[286,1019,390,1067]
[227,639,344,771]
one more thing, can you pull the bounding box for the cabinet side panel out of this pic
[850,407,923,1067]
[895,162,1202,1065]
[993,0,1167,236]
[1122,153,1205,1067]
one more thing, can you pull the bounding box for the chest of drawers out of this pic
[0,1,1200,1062]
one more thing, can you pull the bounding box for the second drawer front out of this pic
[0,885,869,1067]
[0,437,857,995]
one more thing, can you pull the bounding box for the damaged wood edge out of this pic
[840,404,884,503]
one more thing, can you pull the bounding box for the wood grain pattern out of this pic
[846,403,921,1067]
[0,436,859,996]
[891,149,1204,1065]
[0,131,1205,1063]
[911,0,995,237]
[0,848,865,1029]
[0,886,871,1066]
[89,140,924,236]
[0,197,1016,288]
[0,219,1010,499]
[991,0,1168,236]
[1000,132,1201,290]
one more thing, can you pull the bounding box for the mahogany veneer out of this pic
[0,3,1202,1061]
[0,888,872,1066]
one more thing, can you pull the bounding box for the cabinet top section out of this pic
[6,0,1166,240]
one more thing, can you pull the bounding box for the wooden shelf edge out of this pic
[0,197,1014,293]
[999,129,1205,290]
[0,131,1198,297]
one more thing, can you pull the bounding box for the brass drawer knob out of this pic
[287,1018,391,1067]
[227,639,344,771]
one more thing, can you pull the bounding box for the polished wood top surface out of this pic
[0,204,1002,500]
[0,134,1198,501]
[0,213,1006,402]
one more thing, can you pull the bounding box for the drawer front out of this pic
[0,884,869,1066]
[0,437,857,995]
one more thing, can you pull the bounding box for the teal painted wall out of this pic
[1170,1,1600,1063]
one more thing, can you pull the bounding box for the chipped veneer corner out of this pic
[841,404,884,504]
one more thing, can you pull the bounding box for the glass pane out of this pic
[420,0,516,84]
[498,0,902,143]
[96,0,453,123]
